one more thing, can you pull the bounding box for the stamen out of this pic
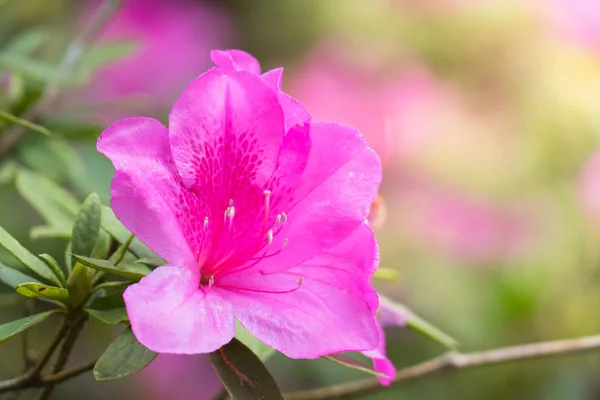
[219,279,303,295]
[281,212,287,222]
[267,229,273,245]
[275,214,282,226]
[203,216,209,229]
[224,199,235,229]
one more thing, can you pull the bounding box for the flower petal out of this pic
[210,49,261,75]
[218,223,379,359]
[97,117,195,267]
[362,321,396,386]
[259,122,382,273]
[169,67,285,190]
[124,266,235,354]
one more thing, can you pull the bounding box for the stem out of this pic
[35,315,87,400]
[0,0,121,158]
[37,360,96,386]
[285,333,600,400]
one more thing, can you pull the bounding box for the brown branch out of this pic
[36,360,96,386]
[285,333,600,400]
[0,0,121,158]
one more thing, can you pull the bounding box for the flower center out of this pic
[197,190,296,290]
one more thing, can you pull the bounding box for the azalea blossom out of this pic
[98,49,382,358]
[361,295,409,385]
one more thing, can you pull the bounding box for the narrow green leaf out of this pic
[66,262,93,307]
[235,323,276,361]
[0,310,62,343]
[85,295,127,325]
[72,255,146,282]
[0,225,57,283]
[0,264,41,289]
[101,206,164,263]
[0,110,51,135]
[209,338,284,400]
[30,225,71,240]
[379,295,458,349]
[16,135,84,182]
[109,234,134,265]
[79,40,138,71]
[93,326,157,380]
[91,281,129,296]
[323,354,389,379]
[91,231,111,260]
[4,29,46,54]
[71,193,102,259]
[38,254,66,287]
[0,54,66,83]
[15,169,79,228]
[16,283,69,302]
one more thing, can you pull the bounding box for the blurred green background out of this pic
[2,0,600,398]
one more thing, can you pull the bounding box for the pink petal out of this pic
[378,295,410,328]
[362,320,396,386]
[259,122,382,273]
[261,68,283,90]
[218,224,379,359]
[210,49,261,75]
[97,118,195,267]
[124,266,235,354]
[169,67,284,190]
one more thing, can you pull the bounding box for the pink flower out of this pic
[398,180,533,264]
[579,150,600,225]
[361,295,409,385]
[541,0,600,51]
[97,50,382,357]
[136,354,221,400]
[288,44,441,165]
[80,0,231,114]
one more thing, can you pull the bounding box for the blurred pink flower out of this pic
[137,354,221,400]
[81,0,232,114]
[98,50,382,357]
[579,150,600,224]
[398,181,533,264]
[542,0,600,51]
[288,44,441,165]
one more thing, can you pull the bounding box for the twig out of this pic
[36,360,96,386]
[0,0,121,158]
[285,333,600,400]
[0,316,68,394]
[36,315,87,400]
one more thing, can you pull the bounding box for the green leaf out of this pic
[379,295,458,349]
[0,110,51,135]
[16,283,69,302]
[108,234,134,265]
[372,267,400,282]
[0,310,62,343]
[235,323,276,361]
[85,295,127,325]
[0,54,66,83]
[38,254,66,287]
[91,281,130,296]
[0,225,57,284]
[101,206,163,263]
[93,326,157,380]
[209,338,284,400]
[0,162,17,185]
[91,231,111,260]
[71,193,102,259]
[16,135,84,182]
[15,169,79,228]
[0,264,41,289]
[4,29,46,54]
[79,40,139,71]
[71,255,146,282]
[323,354,389,379]
[66,262,93,307]
[30,225,71,241]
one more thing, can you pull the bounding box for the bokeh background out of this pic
[2,0,600,398]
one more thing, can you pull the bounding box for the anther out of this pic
[298,277,304,286]
[275,214,282,226]
[203,216,209,229]
[281,212,287,222]
[267,229,273,245]
[283,238,289,247]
